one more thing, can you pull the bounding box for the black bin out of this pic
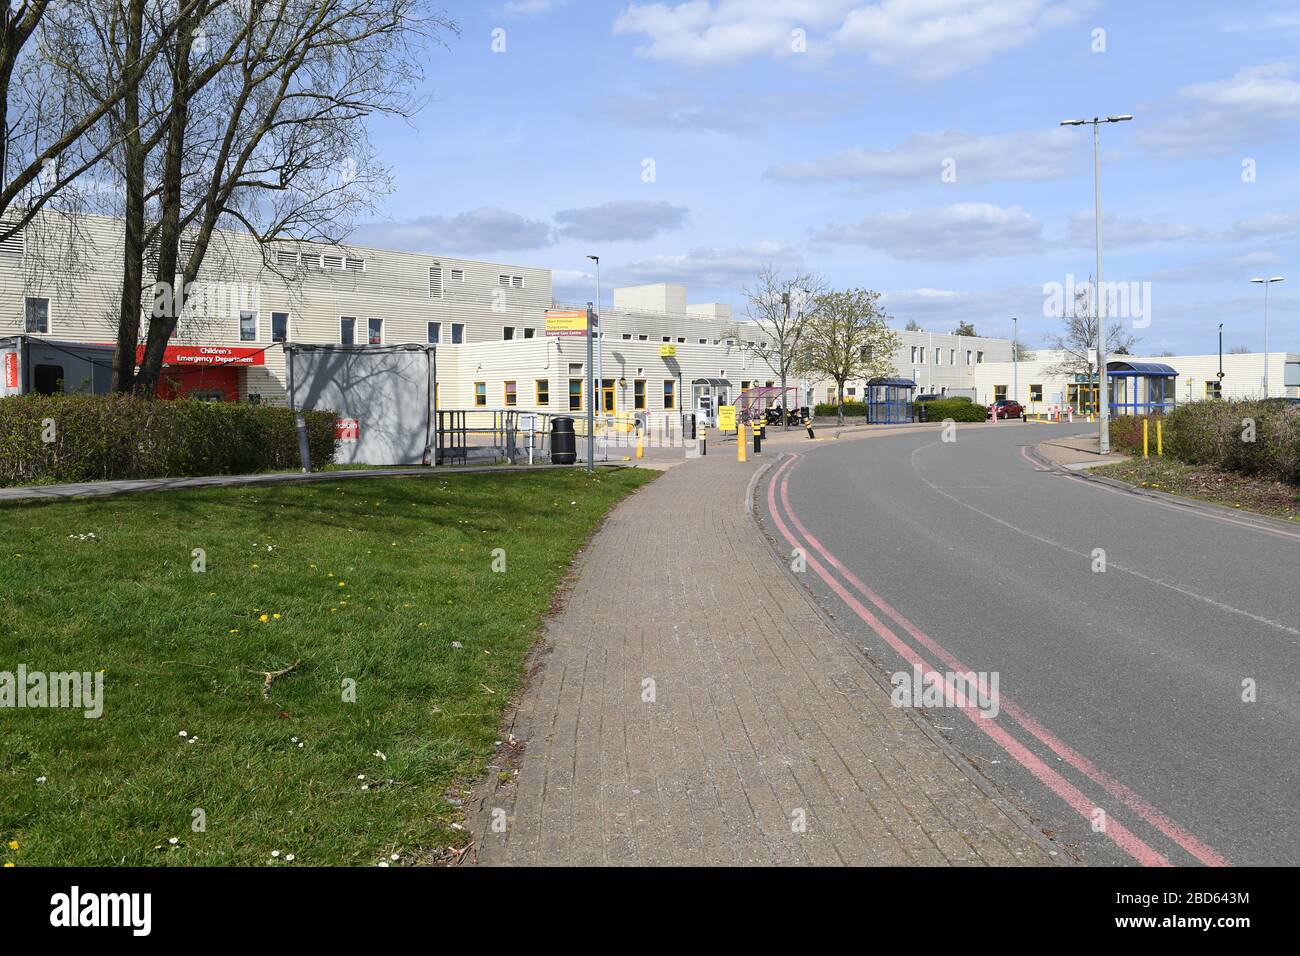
[550,416,577,465]
[683,413,696,440]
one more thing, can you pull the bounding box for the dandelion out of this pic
[357,774,366,780]
[373,751,387,761]
[272,613,281,620]
[35,776,46,784]
[451,641,463,649]
[338,581,346,588]
[6,840,17,850]
[286,854,295,862]
[259,614,269,623]
[3,863,13,867]
[378,860,390,867]
[179,731,188,737]
[271,850,281,858]
[168,837,179,845]
[390,853,400,861]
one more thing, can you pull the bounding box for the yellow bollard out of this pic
[1157,418,1163,457]
[635,424,644,460]
[1143,418,1149,459]
[737,422,747,462]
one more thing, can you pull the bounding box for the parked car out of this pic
[987,399,1025,420]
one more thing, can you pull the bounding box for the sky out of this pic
[355,0,1300,355]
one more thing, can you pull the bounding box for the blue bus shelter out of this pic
[866,377,917,424]
[1107,360,1178,415]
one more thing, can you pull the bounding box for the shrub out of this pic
[919,394,972,403]
[924,398,985,422]
[1156,399,1300,484]
[1107,416,1146,454]
[815,401,866,418]
[0,394,339,487]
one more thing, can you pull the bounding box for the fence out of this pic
[435,409,693,465]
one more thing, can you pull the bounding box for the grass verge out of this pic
[1093,457,1300,522]
[0,467,655,865]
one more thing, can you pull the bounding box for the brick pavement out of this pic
[467,428,1058,866]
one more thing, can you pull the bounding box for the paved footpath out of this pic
[467,426,1058,866]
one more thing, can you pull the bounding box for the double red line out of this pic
[764,452,1228,867]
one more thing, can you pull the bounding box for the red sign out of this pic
[336,418,360,441]
[133,345,265,366]
[3,352,17,389]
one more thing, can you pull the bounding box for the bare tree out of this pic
[741,265,825,428]
[903,318,921,331]
[1045,281,1138,379]
[953,320,976,336]
[797,288,900,425]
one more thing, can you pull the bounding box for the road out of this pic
[758,422,1300,866]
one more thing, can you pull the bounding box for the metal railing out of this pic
[435,408,694,465]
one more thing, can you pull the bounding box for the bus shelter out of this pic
[1107,360,1178,415]
[866,377,917,424]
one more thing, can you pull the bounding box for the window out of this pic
[367,318,383,345]
[504,381,517,407]
[24,297,49,333]
[966,350,973,365]
[677,336,686,344]
[276,249,299,268]
[847,387,856,397]
[910,346,918,363]
[474,382,487,407]
[977,351,984,363]
[498,274,510,287]
[1206,380,1223,399]
[33,364,63,394]
[523,328,535,339]
[340,317,356,344]
[451,323,464,344]
[994,385,1008,402]
[450,269,464,282]
[1030,384,1043,402]
[504,327,515,340]
[600,379,615,413]
[698,338,707,345]
[271,312,289,343]
[663,380,675,409]
[428,322,441,344]
[637,334,648,341]
[498,274,525,289]
[662,336,671,343]
[950,349,957,365]
[344,257,365,273]
[321,254,343,269]
[429,266,443,298]
[634,379,646,411]
[568,378,583,411]
[621,333,632,340]
[239,310,257,342]
[536,379,550,406]
[934,348,941,364]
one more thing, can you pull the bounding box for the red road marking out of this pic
[766,452,1228,866]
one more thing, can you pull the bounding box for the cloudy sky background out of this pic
[356,0,1300,354]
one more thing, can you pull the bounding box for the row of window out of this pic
[473,378,678,411]
[910,345,984,365]
[619,333,734,346]
[276,249,366,272]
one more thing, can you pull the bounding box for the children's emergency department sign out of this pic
[717,405,737,431]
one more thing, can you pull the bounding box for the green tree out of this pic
[953,320,977,336]
[798,288,901,425]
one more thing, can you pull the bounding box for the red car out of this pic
[987,399,1025,420]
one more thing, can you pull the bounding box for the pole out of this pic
[586,303,594,474]
[1093,120,1110,454]
[1263,281,1270,398]
[1012,317,1018,407]
[595,258,603,418]
[1218,323,1223,392]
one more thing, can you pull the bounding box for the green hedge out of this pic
[924,398,986,422]
[814,401,866,418]
[1161,400,1300,483]
[0,395,340,487]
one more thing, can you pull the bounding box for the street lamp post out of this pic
[1250,276,1284,398]
[1012,317,1019,406]
[587,255,602,417]
[1061,114,1132,454]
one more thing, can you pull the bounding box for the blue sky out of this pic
[357,0,1300,354]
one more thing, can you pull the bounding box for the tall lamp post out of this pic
[1011,317,1019,406]
[1061,114,1132,453]
[1218,322,1224,396]
[587,254,602,417]
[1249,276,1284,398]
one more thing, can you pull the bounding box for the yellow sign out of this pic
[545,309,588,337]
[717,405,736,431]
[659,344,677,357]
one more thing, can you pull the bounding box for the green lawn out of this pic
[1095,457,1300,522]
[0,468,654,866]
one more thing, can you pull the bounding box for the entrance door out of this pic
[600,379,616,414]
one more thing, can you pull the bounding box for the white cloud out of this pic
[611,0,1090,78]
[813,203,1044,260]
[1067,211,1203,248]
[837,0,1091,80]
[1144,251,1282,284]
[555,200,690,241]
[354,207,553,254]
[1142,64,1300,153]
[494,0,569,16]
[619,241,802,288]
[766,128,1077,187]
[588,86,850,136]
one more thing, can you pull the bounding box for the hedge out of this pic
[1160,400,1300,483]
[923,398,986,422]
[0,394,340,487]
[814,401,866,418]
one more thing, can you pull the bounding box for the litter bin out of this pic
[683,413,696,440]
[550,416,577,465]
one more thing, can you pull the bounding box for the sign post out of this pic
[586,304,595,474]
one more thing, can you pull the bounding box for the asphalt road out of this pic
[759,422,1300,866]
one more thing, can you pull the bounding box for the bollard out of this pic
[1143,418,1149,459]
[804,417,816,439]
[635,423,644,460]
[1157,418,1163,457]
[737,422,747,462]
[701,428,707,456]
[753,421,763,455]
